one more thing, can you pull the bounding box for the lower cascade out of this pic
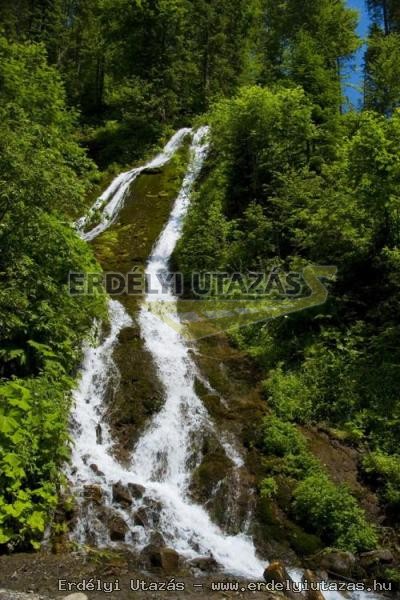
[69,127,265,578]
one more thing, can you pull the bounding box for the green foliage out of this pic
[260,477,278,499]
[175,167,231,274]
[0,37,95,220]
[175,85,316,272]
[365,31,400,114]
[365,0,400,113]
[384,567,400,588]
[363,452,400,512]
[262,417,319,481]
[261,415,376,553]
[262,415,307,458]
[263,366,314,424]
[178,85,400,468]
[0,36,106,549]
[0,373,70,550]
[366,0,400,35]
[1,0,262,163]
[261,0,359,121]
[293,474,378,553]
[1,0,400,565]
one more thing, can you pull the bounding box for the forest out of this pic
[1,0,400,593]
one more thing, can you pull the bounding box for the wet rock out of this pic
[190,447,232,506]
[118,327,140,343]
[89,464,104,477]
[189,556,219,573]
[143,499,162,526]
[128,483,146,499]
[159,548,181,574]
[95,424,102,445]
[360,549,394,568]
[149,531,166,547]
[263,561,298,600]
[112,482,132,508]
[83,485,102,505]
[132,499,161,529]
[312,549,356,577]
[303,570,325,600]
[108,515,128,542]
[144,167,162,175]
[141,545,181,573]
[133,507,148,528]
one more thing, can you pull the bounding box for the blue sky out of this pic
[343,0,371,108]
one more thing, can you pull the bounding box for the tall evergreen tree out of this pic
[366,0,400,34]
[365,1,400,113]
[261,0,359,118]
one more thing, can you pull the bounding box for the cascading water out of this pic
[76,128,191,241]
[127,126,265,576]
[68,128,384,597]
[69,127,265,578]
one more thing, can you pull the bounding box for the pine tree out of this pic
[261,0,359,116]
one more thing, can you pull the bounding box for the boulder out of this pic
[108,514,128,542]
[112,482,132,507]
[128,483,146,499]
[263,561,298,600]
[89,464,104,477]
[159,548,181,574]
[360,549,394,569]
[64,595,88,600]
[141,545,181,573]
[313,549,356,577]
[133,507,148,528]
[149,531,166,547]
[0,593,45,600]
[189,556,219,573]
[303,570,325,600]
[83,485,102,505]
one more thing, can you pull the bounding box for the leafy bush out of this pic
[262,415,319,477]
[293,473,378,553]
[263,415,306,457]
[260,477,278,499]
[363,452,400,512]
[263,366,314,423]
[262,415,376,553]
[0,371,71,550]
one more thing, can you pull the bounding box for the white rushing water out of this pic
[69,127,265,578]
[76,128,191,241]
[68,128,384,596]
[128,126,265,576]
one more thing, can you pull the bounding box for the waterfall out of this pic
[76,128,191,242]
[69,127,265,578]
[68,128,382,597]
[128,126,265,576]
